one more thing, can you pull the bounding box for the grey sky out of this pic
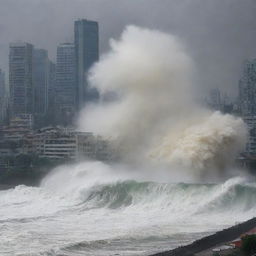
[0,0,256,97]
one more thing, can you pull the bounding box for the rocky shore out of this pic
[151,217,256,256]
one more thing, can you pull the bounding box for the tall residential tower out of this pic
[33,48,50,127]
[9,42,34,117]
[238,59,256,155]
[239,59,256,116]
[55,43,76,126]
[0,69,7,124]
[74,19,99,110]
[33,49,49,115]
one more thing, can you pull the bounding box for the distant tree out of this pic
[241,235,256,256]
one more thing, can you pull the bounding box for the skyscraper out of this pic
[55,43,76,126]
[33,49,49,127]
[74,19,99,110]
[46,61,56,125]
[9,42,34,117]
[33,49,49,115]
[238,59,256,155]
[0,69,5,102]
[0,69,6,124]
[239,59,256,116]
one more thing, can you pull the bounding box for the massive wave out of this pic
[42,162,256,216]
[1,161,255,255]
[78,25,247,176]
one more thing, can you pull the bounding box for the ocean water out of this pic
[0,161,255,256]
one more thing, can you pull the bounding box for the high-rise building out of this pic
[239,59,256,116]
[33,49,50,127]
[46,61,56,125]
[0,69,7,124]
[33,49,49,115]
[238,59,256,156]
[9,43,34,117]
[55,43,76,126]
[0,69,5,98]
[74,19,99,110]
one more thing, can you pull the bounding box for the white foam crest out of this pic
[40,162,256,220]
[0,185,71,220]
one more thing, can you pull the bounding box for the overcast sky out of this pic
[0,0,256,97]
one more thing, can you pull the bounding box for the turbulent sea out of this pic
[0,161,256,256]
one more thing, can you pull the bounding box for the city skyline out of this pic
[1,18,99,128]
[0,0,256,97]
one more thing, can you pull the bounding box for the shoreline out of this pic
[151,217,256,256]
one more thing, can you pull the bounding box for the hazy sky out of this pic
[0,0,256,97]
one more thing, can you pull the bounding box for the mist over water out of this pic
[78,25,247,177]
[0,26,253,256]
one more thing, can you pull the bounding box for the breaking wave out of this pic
[0,161,256,256]
[81,178,256,214]
[38,162,256,218]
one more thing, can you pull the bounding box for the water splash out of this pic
[78,25,247,176]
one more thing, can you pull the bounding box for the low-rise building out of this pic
[41,134,77,159]
[0,122,114,161]
[34,128,113,161]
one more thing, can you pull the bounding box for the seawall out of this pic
[151,217,256,256]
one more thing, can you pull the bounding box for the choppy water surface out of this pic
[0,161,255,256]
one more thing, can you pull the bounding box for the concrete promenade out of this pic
[151,217,256,256]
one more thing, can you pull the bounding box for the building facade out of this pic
[33,49,49,115]
[33,128,112,160]
[0,69,7,124]
[74,19,99,109]
[239,59,256,116]
[238,59,256,156]
[46,61,56,126]
[33,49,49,127]
[55,43,76,126]
[9,43,34,117]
